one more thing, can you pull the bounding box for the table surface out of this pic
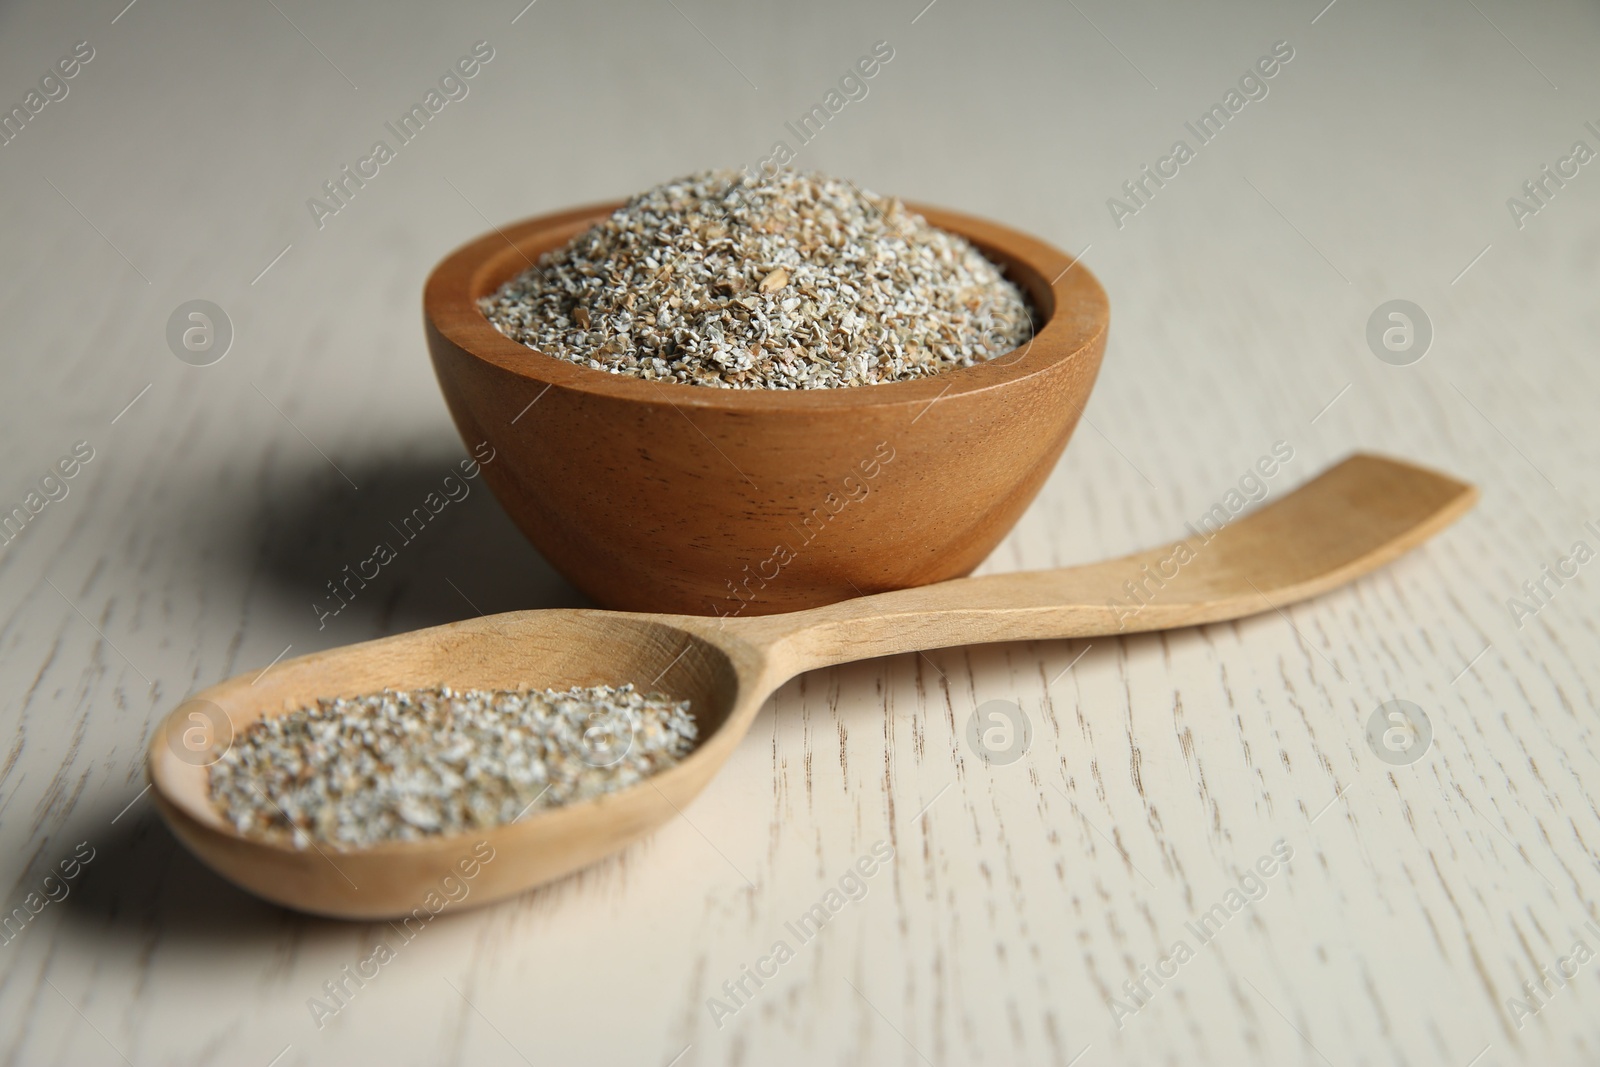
[2,0,1598,1063]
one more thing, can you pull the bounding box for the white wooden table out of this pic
[2,0,1597,1063]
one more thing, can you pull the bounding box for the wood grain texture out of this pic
[1,0,1598,1063]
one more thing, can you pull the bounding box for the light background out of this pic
[0,0,1597,1063]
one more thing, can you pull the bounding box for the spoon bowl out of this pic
[152,612,756,917]
[150,453,1475,918]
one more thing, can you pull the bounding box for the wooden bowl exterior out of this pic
[424,202,1108,615]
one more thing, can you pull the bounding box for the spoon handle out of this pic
[726,454,1474,674]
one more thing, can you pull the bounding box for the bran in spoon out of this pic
[210,684,695,849]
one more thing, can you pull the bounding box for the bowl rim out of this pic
[424,198,1109,412]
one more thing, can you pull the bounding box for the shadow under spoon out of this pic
[148,452,1476,918]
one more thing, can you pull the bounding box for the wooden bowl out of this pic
[423,201,1108,616]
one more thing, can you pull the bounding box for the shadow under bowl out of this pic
[423,200,1108,616]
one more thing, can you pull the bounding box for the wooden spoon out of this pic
[148,453,1474,918]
